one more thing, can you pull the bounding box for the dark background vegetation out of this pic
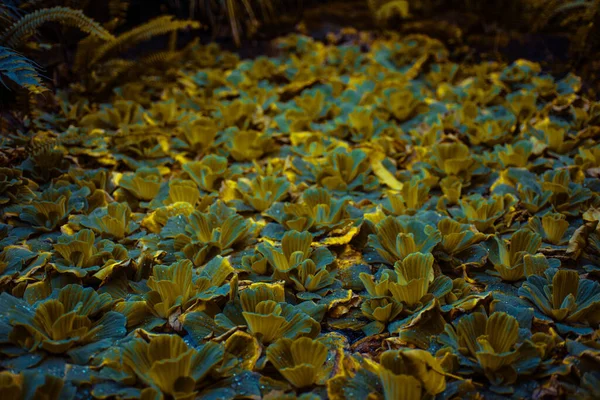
[2,0,600,125]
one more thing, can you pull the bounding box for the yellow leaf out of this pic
[319,227,359,246]
[219,180,238,203]
[369,152,403,190]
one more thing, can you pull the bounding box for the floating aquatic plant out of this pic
[438,311,540,388]
[222,282,321,343]
[236,175,291,211]
[361,297,403,334]
[121,334,223,399]
[488,229,542,281]
[519,268,600,333]
[435,217,487,267]
[368,216,441,264]
[527,213,570,245]
[18,188,75,232]
[0,284,125,359]
[52,229,128,278]
[454,194,516,232]
[267,187,352,235]
[117,167,162,202]
[266,337,328,388]
[77,202,139,240]
[257,230,334,279]
[388,252,451,307]
[364,349,446,400]
[227,130,275,161]
[382,177,430,216]
[0,168,37,207]
[314,147,378,192]
[430,142,475,178]
[177,204,254,265]
[182,155,228,193]
[117,258,233,330]
[0,25,597,399]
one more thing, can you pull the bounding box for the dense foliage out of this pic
[2,0,600,96]
[1,27,600,400]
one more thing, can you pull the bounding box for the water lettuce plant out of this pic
[368,217,441,263]
[120,334,223,399]
[437,311,542,389]
[0,284,125,360]
[519,268,600,333]
[0,26,597,399]
[266,337,328,388]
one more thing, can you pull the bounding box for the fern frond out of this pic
[581,0,600,24]
[255,0,277,22]
[570,24,593,54]
[534,0,600,56]
[369,0,411,23]
[534,0,564,31]
[560,9,591,26]
[108,0,130,21]
[227,0,242,46]
[0,6,115,48]
[0,45,46,93]
[139,51,181,67]
[0,1,23,24]
[225,0,261,44]
[73,35,102,72]
[168,30,178,52]
[88,16,200,66]
[534,0,600,30]
[554,0,592,15]
[15,85,41,120]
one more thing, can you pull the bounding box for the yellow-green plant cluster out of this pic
[0,30,599,399]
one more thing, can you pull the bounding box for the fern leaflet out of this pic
[88,16,200,66]
[0,45,46,93]
[0,6,115,48]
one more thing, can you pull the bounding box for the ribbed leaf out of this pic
[1,7,114,48]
